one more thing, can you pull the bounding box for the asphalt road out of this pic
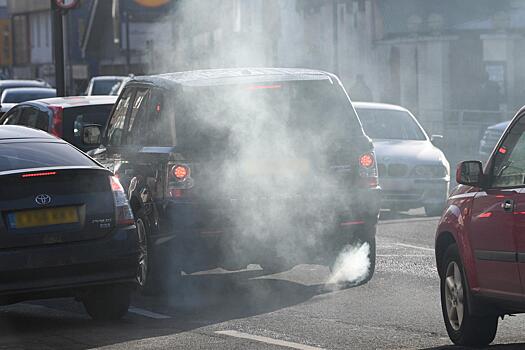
[1,211,524,350]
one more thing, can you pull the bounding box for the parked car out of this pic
[435,107,525,346]
[479,120,510,158]
[0,80,51,96]
[0,125,142,320]
[89,68,381,292]
[85,76,127,96]
[354,102,450,216]
[0,87,57,115]
[109,76,132,96]
[0,96,117,152]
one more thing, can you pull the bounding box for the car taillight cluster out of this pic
[359,152,378,187]
[48,106,63,137]
[167,163,193,198]
[109,176,135,226]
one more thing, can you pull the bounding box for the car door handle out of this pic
[502,199,514,212]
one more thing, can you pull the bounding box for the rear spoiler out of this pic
[0,166,112,178]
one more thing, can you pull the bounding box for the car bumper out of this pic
[153,189,380,270]
[379,177,449,209]
[0,226,139,300]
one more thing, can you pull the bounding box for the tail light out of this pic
[48,106,63,137]
[359,152,378,187]
[167,163,193,198]
[110,176,135,226]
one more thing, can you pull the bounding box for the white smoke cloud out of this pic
[326,243,371,287]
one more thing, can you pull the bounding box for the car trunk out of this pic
[0,167,115,249]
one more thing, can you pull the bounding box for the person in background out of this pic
[350,74,373,101]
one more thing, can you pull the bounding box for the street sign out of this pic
[55,0,79,9]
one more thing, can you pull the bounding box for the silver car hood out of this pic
[373,139,448,166]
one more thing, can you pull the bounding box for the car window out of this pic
[19,107,49,131]
[127,88,149,134]
[0,142,96,172]
[62,104,114,149]
[1,89,56,103]
[492,116,525,188]
[106,88,134,147]
[3,107,22,125]
[92,80,122,95]
[356,108,427,141]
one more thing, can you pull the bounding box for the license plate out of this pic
[8,206,79,229]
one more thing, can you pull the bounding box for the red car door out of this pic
[468,115,525,299]
[515,188,525,295]
[469,189,521,297]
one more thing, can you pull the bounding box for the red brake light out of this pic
[171,165,189,180]
[360,153,375,168]
[22,171,57,178]
[499,147,507,154]
[109,176,134,226]
[49,106,63,137]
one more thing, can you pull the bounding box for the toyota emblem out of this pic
[35,194,52,205]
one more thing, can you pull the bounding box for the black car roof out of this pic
[130,68,338,88]
[0,125,59,141]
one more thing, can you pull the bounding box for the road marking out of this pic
[377,254,431,257]
[395,243,434,252]
[379,217,438,225]
[215,330,325,350]
[128,306,171,319]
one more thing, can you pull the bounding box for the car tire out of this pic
[329,225,376,286]
[82,284,131,321]
[424,204,444,217]
[135,209,182,296]
[440,244,498,347]
[259,261,293,274]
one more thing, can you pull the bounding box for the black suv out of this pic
[90,68,380,291]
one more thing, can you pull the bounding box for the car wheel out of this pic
[82,284,131,321]
[424,204,444,217]
[259,261,293,274]
[329,225,376,286]
[441,245,498,347]
[136,209,182,296]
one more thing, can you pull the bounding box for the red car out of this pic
[435,109,525,346]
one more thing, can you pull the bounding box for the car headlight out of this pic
[412,165,447,178]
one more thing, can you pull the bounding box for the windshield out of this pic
[92,80,122,95]
[356,108,427,141]
[0,142,95,172]
[1,90,56,103]
[166,80,361,161]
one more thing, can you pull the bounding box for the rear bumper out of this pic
[0,226,138,300]
[153,189,380,270]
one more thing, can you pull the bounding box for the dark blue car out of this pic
[0,126,143,320]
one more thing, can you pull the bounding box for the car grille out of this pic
[378,163,409,178]
[382,190,423,201]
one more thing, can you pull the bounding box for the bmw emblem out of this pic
[35,194,52,205]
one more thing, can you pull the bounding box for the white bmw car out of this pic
[354,102,450,216]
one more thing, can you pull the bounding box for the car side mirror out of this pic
[431,134,444,148]
[456,161,483,186]
[82,124,102,145]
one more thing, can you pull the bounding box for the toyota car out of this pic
[0,126,143,320]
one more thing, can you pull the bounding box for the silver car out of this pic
[354,102,450,216]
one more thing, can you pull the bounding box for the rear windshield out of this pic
[356,108,427,141]
[63,105,113,150]
[92,80,121,95]
[0,142,96,172]
[2,90,56,103]
[151,80,362,160]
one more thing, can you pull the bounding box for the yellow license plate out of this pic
[11,207,79,229]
